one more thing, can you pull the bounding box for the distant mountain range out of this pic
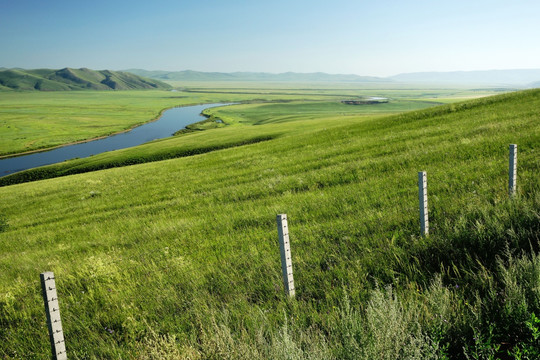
[126,68,540,87]
[0,68,172,91]
[124,69,390,83]
[2,67,540,90]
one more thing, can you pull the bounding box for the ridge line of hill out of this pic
[0,68,172,91]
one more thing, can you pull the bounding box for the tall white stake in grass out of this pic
[509,144,517,196]
[418,171,429,237]
[40,272,67,360]
[277,214,295,297]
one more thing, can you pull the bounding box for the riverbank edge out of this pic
[0,102,232,159]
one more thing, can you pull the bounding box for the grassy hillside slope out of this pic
[0,90,539,358]
[0,68,171,91]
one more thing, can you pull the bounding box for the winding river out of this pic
[0,103,229,178]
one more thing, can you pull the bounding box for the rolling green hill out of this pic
[0,90,539,358]
[0,68,172,91]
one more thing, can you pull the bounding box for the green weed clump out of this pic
[333,286,442,360]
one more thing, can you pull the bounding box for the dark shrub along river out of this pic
[0,103,229,177]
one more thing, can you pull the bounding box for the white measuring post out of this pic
[276,214,295,297]
[509,144,517,196]
[40,272,67,360]
[418,171,429,237]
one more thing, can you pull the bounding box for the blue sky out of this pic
[1,0,540,76]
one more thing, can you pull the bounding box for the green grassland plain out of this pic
[1,85,539,358]
[0,83,502,157]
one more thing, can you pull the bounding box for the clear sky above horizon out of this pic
[1,0,540,77]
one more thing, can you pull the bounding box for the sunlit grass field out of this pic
[0,84,502,157]
[0,88,539,358]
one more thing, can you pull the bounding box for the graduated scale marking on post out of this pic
[418,171,429,237]
[276,214,295,297]
[509,144,517,196]
[40,272,67,360]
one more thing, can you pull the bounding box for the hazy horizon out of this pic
[3,66,540,78]
[2,0,540,77]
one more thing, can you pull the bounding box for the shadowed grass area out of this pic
[0,89,539,358]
